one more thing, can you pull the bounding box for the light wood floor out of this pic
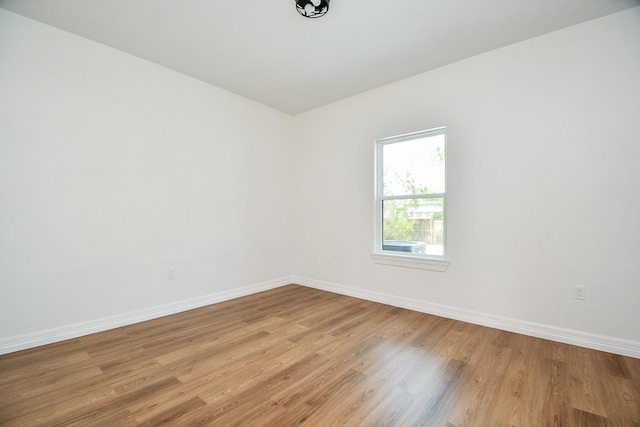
[1,285,639,426]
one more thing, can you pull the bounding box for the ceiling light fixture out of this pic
[295,0,330,18]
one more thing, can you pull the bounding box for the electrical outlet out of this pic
[326,256,331,266]
[574,285,585,300]
[168,268,175,280]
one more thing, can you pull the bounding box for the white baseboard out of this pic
[4,275,638,359]
[293,276,640,359]
[0,276,293,355]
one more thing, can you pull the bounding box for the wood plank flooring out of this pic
[1,284,639,426]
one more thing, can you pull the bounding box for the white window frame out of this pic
[372,127,450,272]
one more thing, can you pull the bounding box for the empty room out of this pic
[1,1,639,425]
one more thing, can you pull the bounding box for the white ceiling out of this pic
[1,0,638,115]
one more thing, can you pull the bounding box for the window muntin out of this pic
[375,128,446,259]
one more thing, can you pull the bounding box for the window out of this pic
[372,127,449,271]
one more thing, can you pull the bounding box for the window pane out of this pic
[383,198,444,256]
[382,134,445,196]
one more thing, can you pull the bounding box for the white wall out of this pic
[292,8,640,347]
[0,10,295,343]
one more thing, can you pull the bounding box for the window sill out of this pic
[371,253,450,272]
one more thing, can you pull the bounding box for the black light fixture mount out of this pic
[295,0,330,18]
